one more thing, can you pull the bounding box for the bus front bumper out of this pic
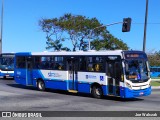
[121,86,152,98]
[0,71,14,77]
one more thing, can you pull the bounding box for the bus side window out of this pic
[88,63,94,71]
[95,64,100,72]
[54,63,59,70]
[58,63,64,70]
[16,57,26,68]
[50,62,54,69]
[79,57,86,71]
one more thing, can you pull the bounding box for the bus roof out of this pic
[15,50,146,57]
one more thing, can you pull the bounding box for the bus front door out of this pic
[26,57,33,86]
[67,58,78,92]
[107,61,121,96]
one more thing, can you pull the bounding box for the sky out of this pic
[1,0,160,53]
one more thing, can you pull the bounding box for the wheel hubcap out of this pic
[95,88,101,96]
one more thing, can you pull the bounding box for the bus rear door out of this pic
[26,57,33,86]
[67,57,78,93]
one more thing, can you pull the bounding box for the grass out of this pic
[151,81,160,86]
[151,77,160,79]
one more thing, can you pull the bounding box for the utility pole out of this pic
[143,0,149,52]
[0,0,3,54]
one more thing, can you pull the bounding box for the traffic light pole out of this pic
[88,21,123,50]
[143,0,149,52]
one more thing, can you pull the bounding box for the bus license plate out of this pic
[139,92,144,95]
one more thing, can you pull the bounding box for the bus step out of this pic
[26,85,33,86]
[68,90,78,93]
[108,94,120,97]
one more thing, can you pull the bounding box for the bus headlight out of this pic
[126,82,132,89]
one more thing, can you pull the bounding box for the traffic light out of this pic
[122,18,132,32]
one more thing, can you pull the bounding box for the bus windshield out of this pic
[125,59,149,82]
[0,57,14,70]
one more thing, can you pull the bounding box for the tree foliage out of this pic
[148,50,160,66]
[39,13,129,51]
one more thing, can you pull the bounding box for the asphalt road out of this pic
[0,78,159,111]
[0,78,160,119]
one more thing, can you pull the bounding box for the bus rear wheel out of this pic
[91,85,103,99]
[37,80,45,91]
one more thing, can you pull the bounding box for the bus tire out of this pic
[91,85,103,99]
[37,80,45,91]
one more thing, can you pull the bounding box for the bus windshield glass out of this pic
[125,59,149,82]
[0,57,14,70]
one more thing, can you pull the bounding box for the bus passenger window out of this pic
[79,57,86,71]
[95,64,100,72]
[54,63,60,70]
[58,63,63,70]
[50,63,54,69]
[88,64,94,71]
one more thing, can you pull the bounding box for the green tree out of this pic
[91,32,128,50]
[148,50,160,66]
[39,13,129,51]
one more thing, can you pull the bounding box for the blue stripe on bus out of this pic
[44,80,68,90]
[78,83,90,93]
[102,86,108,95]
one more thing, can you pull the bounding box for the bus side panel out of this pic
[102,86,108,95]
[78,72,107,94]
[32,70,68,90]
[14,69,27,85]
[119,82,125,98]
[78,82,91,93]
[45,80,68,90]
[77,83,108,95]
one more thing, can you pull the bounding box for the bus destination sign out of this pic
[125,53,147,59]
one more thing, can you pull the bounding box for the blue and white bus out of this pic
[14,50,151,98]
[0,53,15,79]
[150,66,160,78]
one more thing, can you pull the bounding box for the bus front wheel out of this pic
[37,80,45,91]
[91,85,103,99]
